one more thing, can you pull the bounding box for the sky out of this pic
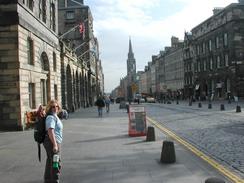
[84,0,237,93]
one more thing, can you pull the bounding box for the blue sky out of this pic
[84,0,237,93]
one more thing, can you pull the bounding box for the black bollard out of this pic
[189,101,192,106]
[160,141,176,164]
[126,104,129,113]
[198,102,202,108]
[205,177,225,183]
[208,103,212,109]
[176,100,179,105]
[236,105,241,113]
[220,104,225,111]
[146,126,156,142]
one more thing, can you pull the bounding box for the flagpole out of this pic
[59,24,79,39]
[73,39,90,52]
[77,49,96,59]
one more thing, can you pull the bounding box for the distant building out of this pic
[164,37,184,98]
[183,32,194,99]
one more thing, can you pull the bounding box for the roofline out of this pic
[191,3,239,32]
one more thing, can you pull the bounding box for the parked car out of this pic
[116,97,125,103]
[146,97,156,103]
[139,98,145,103]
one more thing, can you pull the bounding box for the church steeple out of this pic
[127,37,136,81]
[126,37,137,100]
[129,37,133,54]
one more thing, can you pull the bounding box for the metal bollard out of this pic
[205,177,225,183]
[160,141,176,164]
[208,103,212,109]
[146,126,156,142]
[236,105,241,113]
[220,104,225,111]
[198,102,202,108]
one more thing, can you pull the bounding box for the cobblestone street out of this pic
[145,100,244,178]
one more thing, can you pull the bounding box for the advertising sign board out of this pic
[128,105,147,137]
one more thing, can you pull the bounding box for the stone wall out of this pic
[0,25,20,130]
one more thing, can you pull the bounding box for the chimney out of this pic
[213,7,223,15]
[239,0,244,4]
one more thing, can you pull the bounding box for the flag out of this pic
[79,22,85,38]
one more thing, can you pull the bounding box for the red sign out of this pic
[128,105,147,137]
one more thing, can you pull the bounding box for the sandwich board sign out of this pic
[128,105,147,137]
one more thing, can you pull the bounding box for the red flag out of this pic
[79,23,85,35]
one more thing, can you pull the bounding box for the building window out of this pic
[53,52,56,71]
[216,36,219,49]
[42,0,46,23]
[27,0,34,11]
[28,83,35,109]
[197,45,200,55]
[41,79,47,105]
[217,56,221,68]
[210,58,213,70]
[224,33,228,47]
[27,37,34,65]
[54,84,58,100]
[225,54,229,66]
[198,62,201,72]
[66,11,75,20]
[202,42,205,54]
[209,39,212,51]
[50,3,56,31]
[203,60,206,71]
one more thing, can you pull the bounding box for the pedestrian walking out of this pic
[95,96,105,116]
[105,96,111,113]
[43,99,63,183]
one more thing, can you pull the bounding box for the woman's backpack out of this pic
[34,116,46,144]
[34,115,47,162]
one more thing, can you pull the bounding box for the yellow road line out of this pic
[147,116,244,183]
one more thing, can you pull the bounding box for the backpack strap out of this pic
[38,143,41,162]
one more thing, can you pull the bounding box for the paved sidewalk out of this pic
[0,103,232,183]
[60,104,231,183]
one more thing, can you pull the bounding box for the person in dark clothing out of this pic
[95,96,105,116]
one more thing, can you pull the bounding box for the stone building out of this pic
[191,2,244,99]
[138,71,147,95]
[59,41,89,112]
[164,37,184,98]
[59,0,102,106]
[154,51,166,100]
[183,32,194,99]
[0,0,60,130]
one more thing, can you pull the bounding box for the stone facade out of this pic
[59,2,102,106]
[190,3,244,100]
[60,41,89,111]
[0,0,60,130]
[164,37,184,97]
